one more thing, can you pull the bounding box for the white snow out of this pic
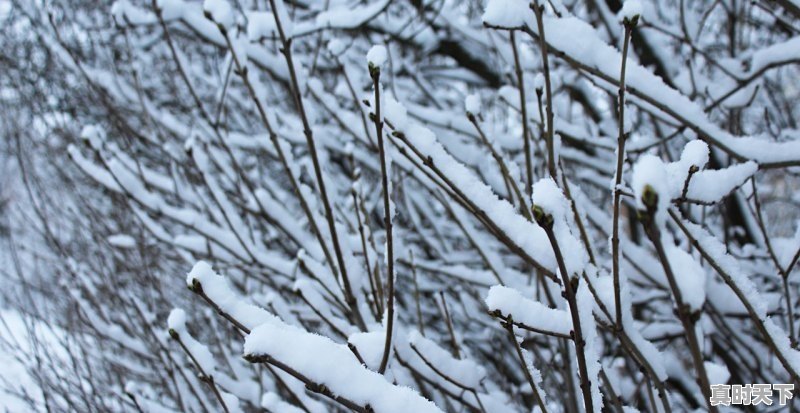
[532,177,569,222]
[271,0,294,37]
[243,323,443,413]
[485,285,572,336]
[384,94,408,130]
[348,331,385,370]
[203,0,234,28]
[631,154,669,223]
[704,361,730,384]
[618,0,642,22]
[327,38,346,55]
[107,234,136,248]
[408,331,487,389]
[576,282,603,412]
[684,162,757,203]
[664,244,706,310]
[465,94,481,114]
[261,392,305,413]
[247,11,278,41]
[526,14,800,166]
[366,45,388,68]
[186,261,280,330]
[155,0,185,20]
[482,0,533,29]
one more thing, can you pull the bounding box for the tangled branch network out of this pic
[2,0,800,411]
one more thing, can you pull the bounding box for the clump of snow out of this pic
[665,140,709,196]
[664,245,706,310]
[482,0,533,28]
[384,94,408,130]
[531,178,588,275]
[167,308,187,332]
[679,140,709,170]
[155,0,185,20]
[531,178,569,223]
[348,331,385,370]
[167,308,218,373]
[704,361,730,384]
[465,94,481,114]
[631,154,669,222]
[247,12,277,41]
[203,0,234,28]
[243,322,443,413]
[80,124,106,149]
[533,73,545,90]
[186,261,279,330]
[107,234,136,249]
[485,285,572,336]
[408,331,487,389]
[328,38,346,55]
[618,0,642,22]
[366,45,388,68]
[684,162,757,203]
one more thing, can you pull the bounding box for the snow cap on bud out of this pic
[618,0,642,25]
[533,73,545,91]
[81,124,106,149]
[367,45,387,75]
[167,308,186,339]
[482,0,532,29]
[531,178,568,227]
[465,94,481,115]
[186,260,215,292]
[203,0,235,28]
[632,154,669,221]
[679,140,709,170]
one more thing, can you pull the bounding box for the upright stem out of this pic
[510,31,533,196]
[504,318,549,413]
[612,22,635,330]
[267,0,366,331]
[410,250,424,336]
[534,209,594,412]
[531,1,556,179]
[372,68,396,374]
[641,215,717,413]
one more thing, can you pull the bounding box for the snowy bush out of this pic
[2,0,800,411]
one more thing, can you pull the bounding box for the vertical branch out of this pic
[637,196,717,412]
[530,0,556,179]
[532,205,594,412]
[410,250,425,336]
[503,317,549,413]
[266,0,366,331]
[439,292,461,359]
[371,63,396,374]
[510,31,534,196]
[612,16,637,330]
